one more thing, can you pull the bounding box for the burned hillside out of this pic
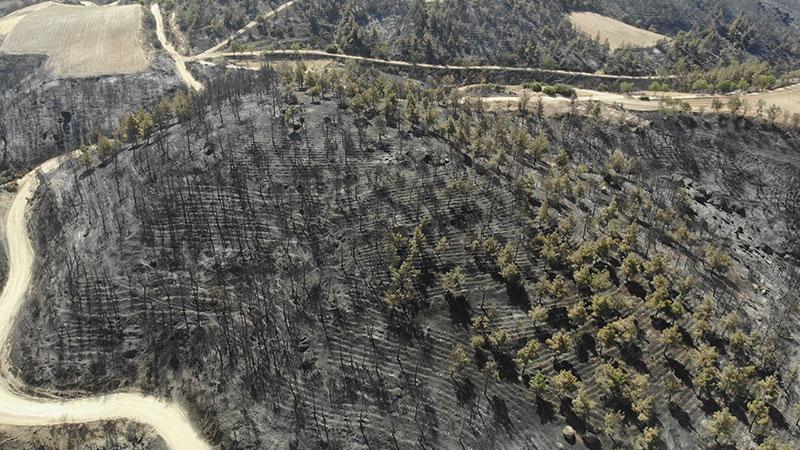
[12,65,800,449]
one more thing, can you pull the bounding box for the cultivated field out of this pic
[569,12,666,50]
[0,2,149,77]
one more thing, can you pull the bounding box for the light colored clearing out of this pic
[0,14,22,35]
[0,3,149,77]
[569,12,666,51]
[463,83,800,120]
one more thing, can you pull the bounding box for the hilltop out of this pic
[11,64,800,449]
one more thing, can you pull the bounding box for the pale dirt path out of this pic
[194,0,296,59]
[0,152,211,450]
[461,83,800,117]
[150,4,202,90]
[191,48,675,81]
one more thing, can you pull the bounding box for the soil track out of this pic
[151,4,202,90]
[0,152,210,450]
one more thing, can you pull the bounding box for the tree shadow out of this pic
[535,396,556,424]
[729,402,749,427]
[553,358,576,374]
[445,294,472,329]
[491,349,519,383]
[454,378,476,406]
[769,405,789,430]
[699,396,720,415]
[665,356,692,387]
[491,395,514,433]
[650,315,670,331]
[621,344,649,374]
[546,306,569,328]
[625,280,647,300]
[505,281,531,310]
[668,401,695,431]
[576,333,597,363]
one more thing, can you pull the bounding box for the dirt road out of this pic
[151,4,202,90]
[0,153,211,450]
[192,48,674,81]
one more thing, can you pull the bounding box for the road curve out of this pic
[151,4,203,91]
[0,153,211,450]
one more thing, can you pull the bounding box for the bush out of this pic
[648,81,669,92]
[524,81,542,92]
[715,79,736,93]
[639,96,650,101]
[691,79,711,92]
[555,84,576,98]
[542,85,557,96]
[619,81,635,94]
[753,73,776,90]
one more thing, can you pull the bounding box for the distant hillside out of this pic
[166,0,800,75]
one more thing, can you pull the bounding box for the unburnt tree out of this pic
[659,324,683,359]
[528,371,549,400]
[717,363,755,401]
[449,345,471,384]
[571,386,596,423]
[551,370,579,399]
[528,304,548,329]
[634,426,660,450]
[747,398,770,432]
[756,435,794,450]
[706,407,737,446]
[441,266,466,297]
[597,315,637,353]
[547,329,574,362]
[515,339,541,379]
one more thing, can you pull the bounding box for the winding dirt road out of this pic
[0,153,211,450]
[151,4,202,90]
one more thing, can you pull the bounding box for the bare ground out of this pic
[0,2,149,77]
[569,12,666,51]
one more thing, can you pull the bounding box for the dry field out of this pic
[0,1,149,77]
[569,11,666,51]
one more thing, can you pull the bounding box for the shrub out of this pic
[692,79,711,92]
[619,81,635,94]
[715,79,736,93]
[542,85,557,96]
[554,84,576,97]
[753,73,776,90]
[524,81,542,92]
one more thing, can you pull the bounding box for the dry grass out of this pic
[0,2,149,77]
[569,12,666,51]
